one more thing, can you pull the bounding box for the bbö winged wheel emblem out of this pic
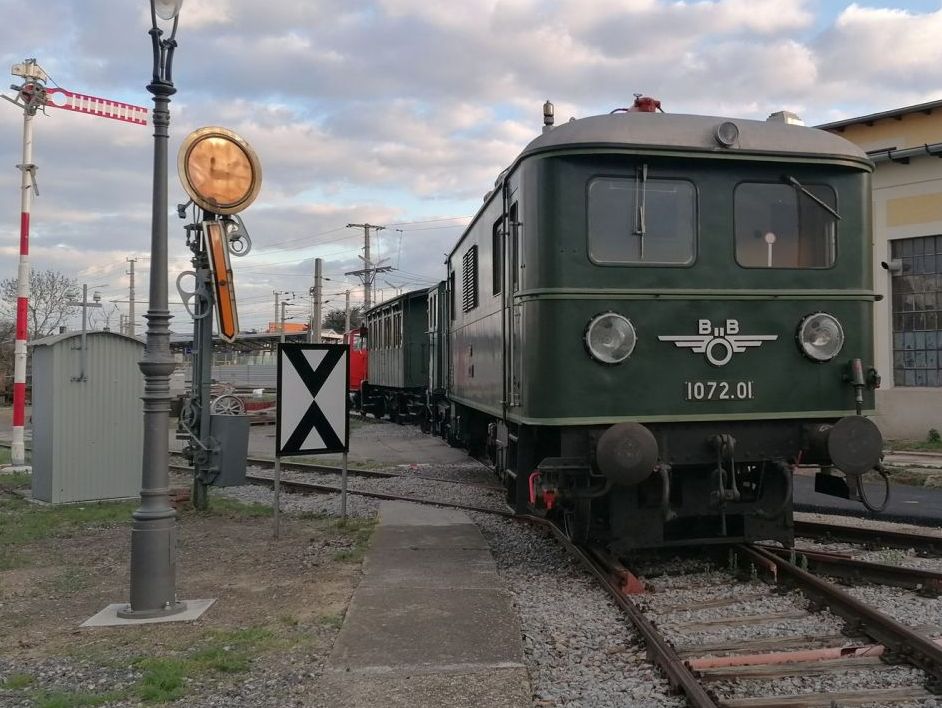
[658,319,777,367]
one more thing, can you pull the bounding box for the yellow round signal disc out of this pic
[178,127,262,215]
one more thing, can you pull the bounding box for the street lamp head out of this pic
[153,0,184,21]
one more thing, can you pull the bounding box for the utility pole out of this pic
[309,257,323,343]
[345,223,391,311]
[344,290,351,334]
[126,257,137,336]
[273,290,292,332]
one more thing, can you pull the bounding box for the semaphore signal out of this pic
[45,87,149,126]
[1,58,148,469]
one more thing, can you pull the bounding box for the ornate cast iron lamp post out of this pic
[119,0,185,619]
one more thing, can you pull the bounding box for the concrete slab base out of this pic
[315,666,532,708]
[81,599,216,627]
[332,586,525,668]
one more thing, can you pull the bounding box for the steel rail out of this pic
[240,470,516,518]
[532,518,718,708]
[169,453,502,490]
[794,519,942,556]
[758,544,942,594]
[738,543,942,689]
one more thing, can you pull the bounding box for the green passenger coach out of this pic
[442,98,883,551]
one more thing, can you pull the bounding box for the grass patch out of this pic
[0,446,10,465]
[180,494,272,519]
[0,471,31,489]
[887,439,942,453]
[887,430,942,453]
[330,517,375,563]
[130,626,277,702]
[0,497,135,570]
[33,690,124,708]
[133,658,186,703]
[316,612,345,629]
[278,613,299,627]
[1,673,34,689]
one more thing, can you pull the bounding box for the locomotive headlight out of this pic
[797,312,844,362]
[585,313,637,364]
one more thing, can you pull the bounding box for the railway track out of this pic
[793,518,942,556]
[166,464,517,518]
[560,536,942,707]
[168,453,503,491]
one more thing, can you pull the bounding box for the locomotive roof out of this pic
[520,111,871,167]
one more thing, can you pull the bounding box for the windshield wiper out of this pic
[784,175,841,220]
[634,163,647,257]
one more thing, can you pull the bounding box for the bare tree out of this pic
[323,305,363,334]
[0,317,13,392]
[0,269,79,340]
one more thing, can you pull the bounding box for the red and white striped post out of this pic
[8,60,46,468]
[4,61,149,467]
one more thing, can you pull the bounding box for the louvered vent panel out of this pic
[462,246,478,312]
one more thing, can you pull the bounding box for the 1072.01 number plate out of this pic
[685,380,755,401]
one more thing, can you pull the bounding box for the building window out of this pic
[891,234,942,387]
[462,245,479,312]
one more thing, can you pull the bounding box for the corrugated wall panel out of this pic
[34,333,144,503]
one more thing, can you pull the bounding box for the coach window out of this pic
[449,271,456,320]
[735,182,836,268]
[588,174,696,265]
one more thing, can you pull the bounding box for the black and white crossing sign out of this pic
[276,344,349,456]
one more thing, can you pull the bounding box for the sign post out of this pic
[275,343,350,533]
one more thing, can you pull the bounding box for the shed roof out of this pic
[31,330,144,347]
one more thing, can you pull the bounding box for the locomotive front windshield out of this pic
[585,164,841,271]
[734,181,837,268]
[587,175,696,265]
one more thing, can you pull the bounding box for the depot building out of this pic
[820,100,942,440]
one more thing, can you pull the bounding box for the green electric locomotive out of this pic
[439,98,883,551]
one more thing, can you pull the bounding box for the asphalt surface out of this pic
[794,467,942,526]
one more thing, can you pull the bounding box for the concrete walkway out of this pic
[314,501,531,707]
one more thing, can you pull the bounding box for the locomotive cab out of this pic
[444,102,883,552]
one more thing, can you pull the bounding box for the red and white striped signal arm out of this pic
[45,87,149,126]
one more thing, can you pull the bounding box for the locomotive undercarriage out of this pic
[523,422,800,551]
[444,401,886,550]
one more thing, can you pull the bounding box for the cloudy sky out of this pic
[0,0,940,334]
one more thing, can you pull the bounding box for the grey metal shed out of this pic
[31,330,144,503]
